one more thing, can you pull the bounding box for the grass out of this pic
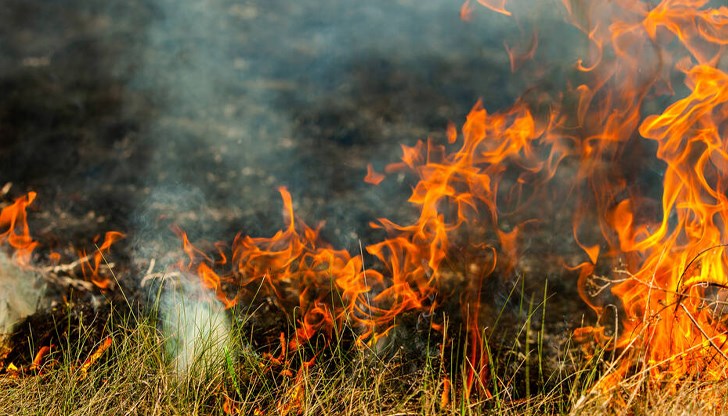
[2,279,728,415]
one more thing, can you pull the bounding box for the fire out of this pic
[0,192,38,266]
[554,0,728,385]
[79,231,126,290]
[179,101,549,393]
[363,163,385,185]
[171,0,728,397]
[0,192,124,289]
[606,64,728,381]
[459,0,727,388]
[176,187,383,348]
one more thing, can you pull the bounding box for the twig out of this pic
[31,255,101,291]
[40,272,95,291]
[674,243,728,312]
[41,254,92,274]
[679,303,728,362]
[0,183,11,197]
[140,259,182,287]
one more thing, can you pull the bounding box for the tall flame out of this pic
[468,0,728,386]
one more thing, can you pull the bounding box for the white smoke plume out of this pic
[160,273,232,377]
[0,253,44,337]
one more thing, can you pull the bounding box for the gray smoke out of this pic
[0,254,44,337]
[160,273,231,376]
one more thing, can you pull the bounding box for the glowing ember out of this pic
[79,337,112,380]
[29,345,51,372]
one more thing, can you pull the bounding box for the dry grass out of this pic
[1,294,728,415]
[571,374,728,415]
[0,306,543,415]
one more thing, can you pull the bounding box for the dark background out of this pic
[0,0,581,249]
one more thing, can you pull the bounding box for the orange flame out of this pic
[1,193,124,290]
[79,231,125,289]
[180,99,550,394]
[0,192,38,266]
[553,0,728,385]
[364,163,385,185]
[174,0,728,396]
[599,63,728,382]
[460,0,475,22]
[475,0,511,17]
[505,31,538,72]
[177,187,384,348]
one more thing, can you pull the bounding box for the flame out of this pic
[475,0,511,17]
[364,163,385,185]
[505,31,538,72]
[1,193,124,290]
[460,0,474,22]
[395,0,728,390]
[456,0,728,387]
[177,187,384,348]
[179,100,550,394]
[0,192,38,266]
[171,0,728,396]
[600,63,728,381]
[552,0,728,385]
[79,231,126,289]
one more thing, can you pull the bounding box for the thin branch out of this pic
[679,303,728,362]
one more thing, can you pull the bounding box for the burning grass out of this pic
[0,286,593,416]
[0,289,727,415]
[3,0,728,413]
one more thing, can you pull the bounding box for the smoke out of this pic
[123,0,559,242]
[160,273,231,376]
[130,185,234,375]
[0,253,44,336]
